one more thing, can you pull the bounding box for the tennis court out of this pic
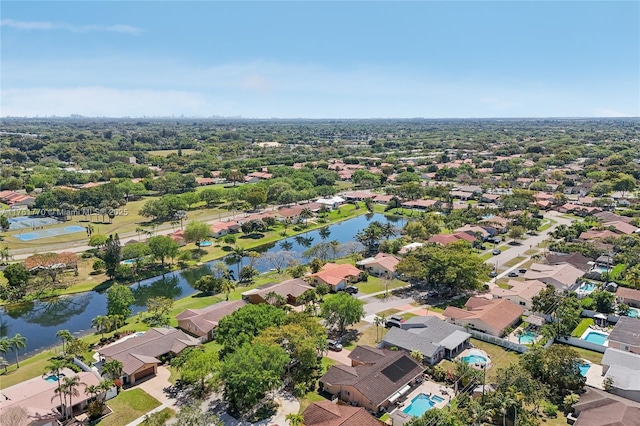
[8,216,61,230]
[14,225,86,241]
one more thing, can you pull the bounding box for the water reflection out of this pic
[132,274,182,307]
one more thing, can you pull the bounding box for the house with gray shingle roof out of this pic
[601,348,640,402]
[381,316,470,365]
[319,346,424,413]
[571,387,640,426]
[607,317,640,355]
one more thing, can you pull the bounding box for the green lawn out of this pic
[99,388,161,426]
[502,256,527,268]
[469,338,521,381]
[555,344,604,364]
[571,318,594,337]
[357,277,407,295]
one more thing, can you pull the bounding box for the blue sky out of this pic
[2,1,638,118]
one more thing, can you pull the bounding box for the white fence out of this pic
[468,330,529,353]
[554,336,607,353]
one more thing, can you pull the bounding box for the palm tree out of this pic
[231,246,247,279]
[102,359,123,381]
[265,291,286,308]
[8,334,27,368]
[373,314,387,342]
[220,279,236,301]
[135,226,145,241]
[381,222,397,240]
[329,240,341,260]
[0,337,10,367]
[108,314,126,331]
[61,376,81,419]
[285,413,304,426]
[281,218,292,236]
[45,357,71,415]
[515,329,525,344]
[86,223,95,237]
[300,208,313,226]
[56,330,73,355]
[91,315,111,338]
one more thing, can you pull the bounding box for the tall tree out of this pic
[320,292,365,332]
[8,333,27,368]
[106,284,135,318]
[56,329,73,355]
[183,221,211,246]
[148,235,179,267]
[102,234,122,279]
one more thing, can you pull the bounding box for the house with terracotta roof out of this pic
[319,346,424,413]
[578,229,619,241]
[427,232,475,246]
[302,400,384,425]
[443,296,525,337]
[310,263,364,292]
[545,252,593,272]
[241,278,314,305]
[401,199,440,210]
[0,190,35,207]
[0,368,105,424]
[98,328,199,385]
[522,262,585,291]
[570,387,640,426]
[603,221,639,235]
[616,287,640,309]
[176,300,248,341]
[356,253,400,278]
[490,279,546,310]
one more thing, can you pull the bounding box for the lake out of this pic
[0,212,405,357]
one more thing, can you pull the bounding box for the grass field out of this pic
[571,318,594,337]
[469,338,520,381]
[98,388,161,426]
[502,256,527,268]
[357,277,407,295]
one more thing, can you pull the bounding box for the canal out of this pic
[0,213,406,357]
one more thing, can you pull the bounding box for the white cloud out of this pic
[1,87,207,117]
[0,19,142,35]
[480,96,524,110]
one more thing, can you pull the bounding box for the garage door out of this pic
[135,366,155,381]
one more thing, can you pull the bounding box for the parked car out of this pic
[518,268,527,274]
[426,290,439,297]
[327,340,343,351]
[508,272,519,277]
[492,249,501,255]
[343,286,359,295]
[385,315,404,328]
[489,271,498,278]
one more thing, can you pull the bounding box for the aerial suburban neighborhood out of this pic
[0,117,639,426]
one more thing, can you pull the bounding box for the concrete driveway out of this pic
[325,347,353,365]
[134,366,178,408]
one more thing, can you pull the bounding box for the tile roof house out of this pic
[310,263,364,292]
[240,278,314,305]
[490,279,547,310]
[98,328,200,385]
[603,221,639,235]
[398,242,424,255]
[0,190,36,206]
[176,300,248,341]
[380,316,471,365]
[319,346,424,413]
[607,317,640,355]
[302,400,384,426]
[594,211,633,224]
[443,296,525,337]
[571,387,640,426]
[545,252,594,272]
[601,348,640,403]
[427,232,476,246]
[0,368,103,425]
[356,253,400,278]
[522,262,585,291]
[616,287,640,308]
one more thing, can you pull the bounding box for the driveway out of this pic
[134,366,178,408]
[325,347,353,365]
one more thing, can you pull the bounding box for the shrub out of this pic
[581,297,595,310]
[544,402,558,418]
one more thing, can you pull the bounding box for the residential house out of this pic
[603,221,639,235]
[427,232,476,246]
[594,211,633,224]
[545,252,594,273]
[480,215,510,233]
[579,229,619,241]
[454,225,491,240]
[319,346,424,413]
[616,287,640,308]
[490,279,547,309]
[176,300,248,341]
[0,190,35,207]
[570,387,640,426]
[522,263,585,291]
[343,191,377,201]
[601,348,640,402]
[380,316,470,365]
[401,199,440,210]
[480,193,501,204]
[443,296,525,337]
[302,401,384,426]
[241,278,314,305]
[316,196,346,209]
[356,253,400,278]
[98,328,200,385]
[210,220,241,237]
[398,242,424,255]
[246,171,273,181]
[607,317,640,354]
[310,263,363,292]
[0,369,104,425]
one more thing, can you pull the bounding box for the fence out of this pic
[554,336,607,353]
[468,330,529,353]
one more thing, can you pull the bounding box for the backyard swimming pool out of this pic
[576,282,597,294]
[461,349,489,366]
[578,362,591,376]
[581,330,609,345]
[628,308,639,318]
[518,331,538,344]
[403,394,440,417]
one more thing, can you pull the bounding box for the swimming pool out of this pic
[44,373,65,382]
[403,394,438,417]
[577,282,597,293]
[578,362,591,376]
[628,308,639,318]
[582,331,609,345]
[198,241,212,247]
[518,331,538,344]
[462,354,488,364]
